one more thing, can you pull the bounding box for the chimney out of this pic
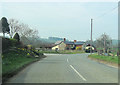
[64,38,66,41]
[74,40,77,43]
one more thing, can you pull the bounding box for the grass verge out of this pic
[2,49,46,83]
[38,50,85,54]
[88,54,119,65]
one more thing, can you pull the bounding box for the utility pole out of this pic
[104,33,106,54]
[91,19,93,54]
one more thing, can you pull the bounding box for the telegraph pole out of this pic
[91,19,93,54]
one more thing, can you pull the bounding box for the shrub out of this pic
[13,33,20,42]
[2,37,22,52]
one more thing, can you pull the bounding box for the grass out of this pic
[88,54,118,64]
[2,49,40,76]
[97,47,118,56]
[59,50,85,54]
[37,50,85,54]
[3,49,84,76]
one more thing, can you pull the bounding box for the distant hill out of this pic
[112,39,118,46]
[39,37,69,43]
[48,37,64,43]
[24,36,119,46]
[40,37,119,45]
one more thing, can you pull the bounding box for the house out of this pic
[52,41,66,51]
[52,38,85,51]
[40,44,54,50]
[65,40,85,50]
[74,41,85,50]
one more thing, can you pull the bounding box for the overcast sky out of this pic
[0,0,118,41]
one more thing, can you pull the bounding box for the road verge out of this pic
[88,54,118,68]
[2,49,46,84]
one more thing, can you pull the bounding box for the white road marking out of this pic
[70,65,87,81]
[38,61,41,62]
[67,58,69,63]
[44,53,62,55]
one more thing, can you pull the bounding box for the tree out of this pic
[13,33,20,42]
[9,19,20,38]
[9,19,39,45]
[1,17,10,37]
[95,33,112,53]
[9,19,38,38]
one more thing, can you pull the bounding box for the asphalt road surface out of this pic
[7,53,118,83]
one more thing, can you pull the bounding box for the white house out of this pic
[52,41,66,51]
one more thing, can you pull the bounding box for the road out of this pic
[7,53,118,83]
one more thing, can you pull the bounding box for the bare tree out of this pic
[9,18,40,46]
[95,33,112,53]
[19,24,39,45]
[9,19,20,38]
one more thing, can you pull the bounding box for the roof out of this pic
[74,41,85,45]
[55,41,63,45]
[64,41,74,45]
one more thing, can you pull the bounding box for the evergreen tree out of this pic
[1,17,10,37]
[13,33,20,42]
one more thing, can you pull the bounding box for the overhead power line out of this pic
[94,5,118,20]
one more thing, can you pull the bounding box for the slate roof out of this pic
[64,41,74,45]
[74,41,85,45]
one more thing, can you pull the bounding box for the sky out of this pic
[0,0,119,41]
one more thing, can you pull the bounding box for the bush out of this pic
[76,47,82,50]
[2,37,23,52]
[13,33,20,42]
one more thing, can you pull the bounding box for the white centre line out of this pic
[70,65,87,81]
[67,58,69,63]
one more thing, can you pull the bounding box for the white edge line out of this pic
[70,65,87,81]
